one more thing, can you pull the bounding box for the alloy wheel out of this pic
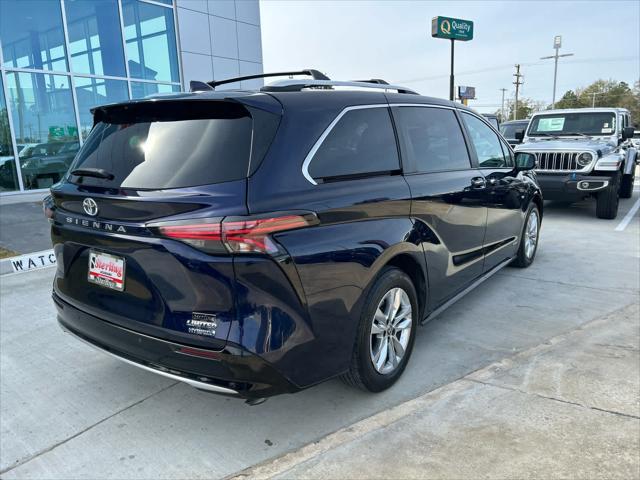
[524,210,539,259]
[369,287,412,375]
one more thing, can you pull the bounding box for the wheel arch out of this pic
[532,193,543,219]
[384,252,428,321]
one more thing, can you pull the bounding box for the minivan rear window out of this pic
[68,101,254,189]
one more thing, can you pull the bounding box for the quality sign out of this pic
[431,16,474,41]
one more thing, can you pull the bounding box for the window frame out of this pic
[302,104,404,185]
[459,110,513,170]
[391,104,474,175]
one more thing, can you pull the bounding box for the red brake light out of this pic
[156,214,314,255]
[223,215,310,254]
[158,223,222,241]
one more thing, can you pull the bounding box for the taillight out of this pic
[156,214,316,255]
[223,216,311,254]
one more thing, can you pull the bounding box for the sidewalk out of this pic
[232,302,640,480]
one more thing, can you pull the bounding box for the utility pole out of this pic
[513,64,523,120]
[540,35,574,108]
[499,88,507,121]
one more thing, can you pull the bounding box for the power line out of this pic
[397,55,637,83]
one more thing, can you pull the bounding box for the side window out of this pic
[309,107,399,180]
[461,112,510,168]
[499,138,515,167]
[394,107,471,173]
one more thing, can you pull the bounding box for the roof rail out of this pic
[260,79,418,95]
[189,69,330,91]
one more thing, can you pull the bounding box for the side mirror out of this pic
[622,127,634,140]
[515,129,525,141]
[515,152,536,171]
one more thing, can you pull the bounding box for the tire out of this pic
[341,267,418,392]
[596,172,620,219]
[511,203,540,268]
[620,170,635,199]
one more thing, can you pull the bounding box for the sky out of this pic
[260,0,640,113]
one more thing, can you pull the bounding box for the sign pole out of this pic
[449,39,455,101]
[431,16,473,102]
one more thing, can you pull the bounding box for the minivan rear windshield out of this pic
[68,101,253,189]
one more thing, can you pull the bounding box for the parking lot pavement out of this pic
[1,190,639,479]
[239,302,639,480]
[0,201,51,255]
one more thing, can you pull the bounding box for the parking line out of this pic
[615,196,640,231]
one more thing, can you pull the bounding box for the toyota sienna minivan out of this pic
[48,70,542,402]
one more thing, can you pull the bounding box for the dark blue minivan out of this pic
[48,71,542,401]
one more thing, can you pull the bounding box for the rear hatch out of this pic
[50,95,282,348]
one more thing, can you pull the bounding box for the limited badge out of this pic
[186,313,218,337]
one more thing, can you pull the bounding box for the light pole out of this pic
[588,91,606,107]
[540,35,574,109]
[499,88,507,121]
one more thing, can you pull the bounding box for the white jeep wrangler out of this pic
[515,108,637,219]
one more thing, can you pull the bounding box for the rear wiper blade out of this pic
[70,167,114,180]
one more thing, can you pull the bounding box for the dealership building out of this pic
[0,0,263,197]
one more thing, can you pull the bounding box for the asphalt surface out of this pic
[0,201,51,255]
[1,189,639,479]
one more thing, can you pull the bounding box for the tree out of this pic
[550,80,640,125]
[498,98,537,120]
[554,90,583,109]
[0,108,12,156]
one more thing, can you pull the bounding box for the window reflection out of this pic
[130,81,179,99]
[75,77,129,139]
[122,0,179,83]
[65,0,127,77]
[5,72,79,190]
[0,0,68,72]
[0,75,19,192]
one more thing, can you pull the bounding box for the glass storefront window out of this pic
[65,0,127,78]
[130,81,179,99]
[122,0,179,83]
[0,75,19,192]
[5,72,79,190]
[0,0,68,72]
[75,77,129,139]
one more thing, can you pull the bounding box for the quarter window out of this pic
[395,107,470,172]
[461,112,510,168]
[499,139,515,167]
[308,107,399,181]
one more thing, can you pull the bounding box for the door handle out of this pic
[470,177,486,189]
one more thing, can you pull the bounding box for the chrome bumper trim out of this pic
[61,325,240,396]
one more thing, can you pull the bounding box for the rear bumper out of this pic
[537,173,611,201]
[54,292,300,399]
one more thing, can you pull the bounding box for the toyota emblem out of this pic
[82,198,99,216]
